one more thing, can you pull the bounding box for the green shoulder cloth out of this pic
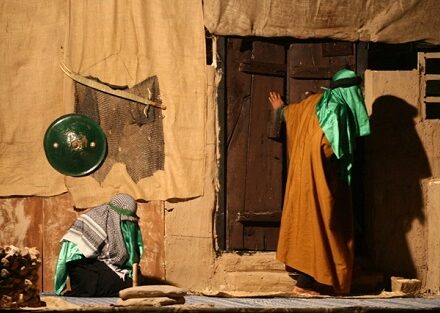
[120,221,144,277]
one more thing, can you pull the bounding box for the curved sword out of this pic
[59,62,166,110]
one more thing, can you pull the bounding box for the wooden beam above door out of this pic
[239,61,286,77]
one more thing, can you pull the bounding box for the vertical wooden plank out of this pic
[42,193,78,292]
[226,38,289,251]
[353,42,369,255]
[243,41,285,250]
[138,201,165,279]
[226,38,252,249]
[245,41,284,214]
[0,197,44,290]
[216,37,227,250]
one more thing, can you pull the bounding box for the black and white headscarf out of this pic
[62,193,139,267]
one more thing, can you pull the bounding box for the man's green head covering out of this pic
[316,68,371,185]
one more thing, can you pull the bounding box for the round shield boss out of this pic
[43,114,107,176]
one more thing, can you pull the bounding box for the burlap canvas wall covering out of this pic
[203,0,440,44]
[1,0,439,207]
[0,0,206,207]
[0,1,67,197]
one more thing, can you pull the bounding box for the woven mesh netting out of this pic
[74,76,164,182]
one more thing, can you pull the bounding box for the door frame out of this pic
[215,37,368,252]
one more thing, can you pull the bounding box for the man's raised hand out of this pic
[269,91,284,110]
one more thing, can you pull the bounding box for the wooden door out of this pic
[224,39,358,251]
[288,42,356,102]
[225,38,287,250]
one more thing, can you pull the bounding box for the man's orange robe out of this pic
[276,94,354,295]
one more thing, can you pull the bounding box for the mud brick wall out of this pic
[364,70,440,293]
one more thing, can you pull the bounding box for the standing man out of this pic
[269,69,370,296]
[54,193,144,297]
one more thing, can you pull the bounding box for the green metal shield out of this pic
[43,114,107,176]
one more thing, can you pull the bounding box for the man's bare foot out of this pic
[292,286,321,297]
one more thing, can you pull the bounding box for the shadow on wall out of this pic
[364,95,431,287]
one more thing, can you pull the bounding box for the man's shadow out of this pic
[363,95,431,289]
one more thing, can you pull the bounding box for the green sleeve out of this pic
[53,241,84,295]
[120,221,144,276]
